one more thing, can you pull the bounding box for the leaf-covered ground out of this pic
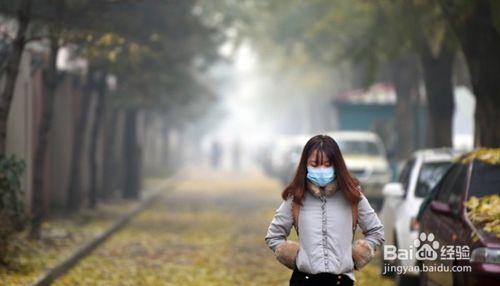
[0,201,140,285]
[0,179,164,286]
[54,167,394,286]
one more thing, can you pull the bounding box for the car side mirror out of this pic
[430,200,452,215]
[382,182,404,198]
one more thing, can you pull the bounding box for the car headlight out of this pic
[470,247,500,264]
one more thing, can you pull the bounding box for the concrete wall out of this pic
[5,51,34,209]
[5,47,143,212]
[44,75,82,208]
[6,48,100,211]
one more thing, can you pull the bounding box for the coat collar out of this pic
[306,178,338,198]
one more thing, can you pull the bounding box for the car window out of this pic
[415,162,452,198]
[435,164,467,206]
[398,158,415,192]
[337,140,383,156]
[468,161,500,198]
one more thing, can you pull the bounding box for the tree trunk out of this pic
[390,54,419,160]
[66,72,93,212]
[474,95,500,147]
[463,12,500,148]
[29,36,59,239]
[122,108,141,199]
[439,0,500,147]
[420,33,455,148]
[0,0,32,155]
[101,107,118,199]
[88,72,106,208]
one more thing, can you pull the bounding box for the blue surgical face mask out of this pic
[307,166,335,187]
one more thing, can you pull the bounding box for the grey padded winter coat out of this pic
[264,188,384,282]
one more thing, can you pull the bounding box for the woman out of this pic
[265,134,384,286]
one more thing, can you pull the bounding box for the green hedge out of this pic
[0,155,28,264]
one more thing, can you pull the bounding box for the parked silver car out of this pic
[326,130,391,211]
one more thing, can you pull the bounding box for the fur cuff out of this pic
[352,239,375,270]
[275,240,299,270]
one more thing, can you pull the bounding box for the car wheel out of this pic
[394,237,419,286]
[394,255,419,286]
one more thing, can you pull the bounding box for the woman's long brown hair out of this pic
[281,134,362,206]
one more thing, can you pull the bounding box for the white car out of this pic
[326,130,391,211]
[380,148,461,284]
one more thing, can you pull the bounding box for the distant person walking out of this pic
[232,140,241,172]
[211,141,222,169]
[265,134,384,286]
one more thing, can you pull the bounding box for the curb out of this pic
[30,182,170,286]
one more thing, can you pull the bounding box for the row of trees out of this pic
[204,0,500,156]
[0,0,222,263]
